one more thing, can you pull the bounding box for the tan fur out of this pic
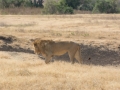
[33,39,83,64]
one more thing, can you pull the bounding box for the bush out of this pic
[0,0,12,8]
[0,0,40,8]
[13,0,25,7]
[0,0,27,8]
[43,0,73,14]
[63,7,73,14]
[61,0,96,11]
[42,0,58,14]
[78,0,96,11]
[24,0,33,7]
[57,0,73,14]
[61,0,80,9]
[93,0,119,13]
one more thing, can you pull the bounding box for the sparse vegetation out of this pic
[93,0,119,13]
[0,15,120,90]
[0,0,120,14]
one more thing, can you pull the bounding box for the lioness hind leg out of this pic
[68,53,75,64]
[68,49,77,64]
[75,47,83,64]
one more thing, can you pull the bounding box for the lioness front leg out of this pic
[45,55,52,64]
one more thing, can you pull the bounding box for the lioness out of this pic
[33,39,83,64]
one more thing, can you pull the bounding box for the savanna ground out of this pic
[0,14,120,90]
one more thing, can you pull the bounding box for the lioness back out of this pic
[50,41,79,55]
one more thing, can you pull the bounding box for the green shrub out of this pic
[61,0,80,9]
[61,0,96,11]
[24,0,33,7]
[42,0,58,14]
[0,0,41,8]
[0,0,12,8]
[43,0,73,14]
[13,0,24,7]
[0,0,24,8]
[57,1,73,14]
[93,0,119,13]
[78,0,96,11]
[63,7,73,14]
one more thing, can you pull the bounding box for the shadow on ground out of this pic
[54,44,120,66]
[0,35,120,66]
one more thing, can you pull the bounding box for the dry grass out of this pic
[0,14,120,49]
[0,15,120,40]
[0,52,120,90]
[0,14,120,90]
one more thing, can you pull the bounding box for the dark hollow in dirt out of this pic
[0,35,120,66]
[0,35,34,54]
[0,35,17,43]
[0,45,34,53]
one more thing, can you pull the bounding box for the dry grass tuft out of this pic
[8,69,33,76]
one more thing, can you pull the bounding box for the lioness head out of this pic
[33,39,41,55]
